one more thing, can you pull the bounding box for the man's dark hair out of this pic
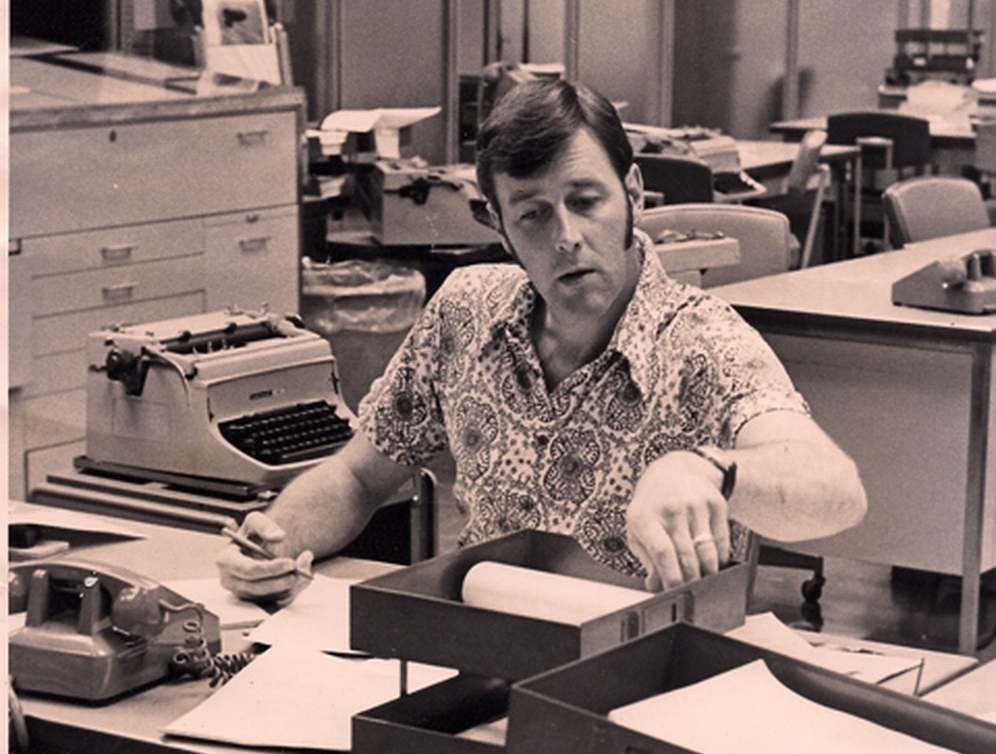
[475,79,633,220]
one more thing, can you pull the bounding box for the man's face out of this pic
[491,128,643,323]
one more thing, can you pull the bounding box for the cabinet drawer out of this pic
[36,255,206,316]
[25,292,207,396]
[33,291,206,358]
[204,206,299,313]
[11,111,298,238]
[25,220,204,277]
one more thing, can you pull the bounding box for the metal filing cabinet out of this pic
[7,57,306,497]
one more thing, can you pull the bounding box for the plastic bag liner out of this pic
[300,258,426,335]
[300,258,426,412]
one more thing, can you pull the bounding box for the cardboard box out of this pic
[362,160,501,247]
[505,623,996,754]
[353,674,510,754]
[350,530,750,681]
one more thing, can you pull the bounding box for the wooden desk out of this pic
[713,227,996,655]
[9,502,396,754]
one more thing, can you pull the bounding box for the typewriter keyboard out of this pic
[218,401,354,465]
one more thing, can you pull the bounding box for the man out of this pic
[218,79,866,601]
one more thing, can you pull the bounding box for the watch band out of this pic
[689,446,737,500]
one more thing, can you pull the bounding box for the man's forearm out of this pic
[727,438,867,543]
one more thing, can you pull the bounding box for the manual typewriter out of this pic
[84,308,355,492]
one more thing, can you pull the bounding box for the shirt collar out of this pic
[487,229,681,391]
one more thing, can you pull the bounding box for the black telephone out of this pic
[8,558,222,703]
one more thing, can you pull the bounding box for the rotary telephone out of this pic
[8,558,224,703]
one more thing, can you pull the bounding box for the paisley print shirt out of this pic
[357,230,808,576]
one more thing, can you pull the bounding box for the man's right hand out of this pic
[216,511,314,604]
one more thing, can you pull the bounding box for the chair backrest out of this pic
[882,175,990,247]
[826,111,931,169]
[975,120,996,175]
[640,203,794,287]
[634,154,714,205]
[786,129,827,195]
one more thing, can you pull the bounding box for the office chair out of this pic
[754,129,831,269]
[882,175,990,248]
[826,111,932,255]
[640,203,794,287]
[972,119,996,226]
[635,154,715,206]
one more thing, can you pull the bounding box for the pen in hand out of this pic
[221,526,314,580]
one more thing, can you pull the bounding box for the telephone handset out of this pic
[8,557,222,703]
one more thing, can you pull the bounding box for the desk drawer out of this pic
[11,111,298,238]
[24,219,204,277]
[36,255,206,316]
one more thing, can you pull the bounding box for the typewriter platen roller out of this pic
[85,308,355,491]
[891,248,996,315]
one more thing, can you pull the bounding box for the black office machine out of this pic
[892,249,996,314]
[84,308,354,491]
[8,558,221,702]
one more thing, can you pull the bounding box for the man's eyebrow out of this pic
[504,179,606,205]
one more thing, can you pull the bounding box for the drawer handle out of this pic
[100,244,135,263]
[237,130,270,147]
[239,236,271,253]
[102,283,137,302]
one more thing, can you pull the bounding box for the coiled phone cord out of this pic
[167,611,258,688]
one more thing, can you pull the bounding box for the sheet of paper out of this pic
[8,501,144,539]
[162,645,454,750]
[461,561,653,625]
[728,612,922,687]
[163,578,269,630]
[319,107,441,133]
[609,660,957,754]
[246,573,359,653]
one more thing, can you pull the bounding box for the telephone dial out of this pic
[8,558,225,702]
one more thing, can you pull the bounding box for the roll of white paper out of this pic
[461,561,653,625]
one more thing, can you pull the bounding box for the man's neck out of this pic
[531,298,623,390]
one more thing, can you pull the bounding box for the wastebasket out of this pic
[301,258,426,413]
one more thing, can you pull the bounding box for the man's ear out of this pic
[487,203,516,258]
[626,163,645,225]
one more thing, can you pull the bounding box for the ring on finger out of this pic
[692,533,715,547]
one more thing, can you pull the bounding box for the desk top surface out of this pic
[713,227,996,339]
[769,114,976,144]
[737,139,859,173]
[10,54,304,130]
[9,500,395,753]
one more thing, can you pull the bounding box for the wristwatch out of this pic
[689,446,737,500]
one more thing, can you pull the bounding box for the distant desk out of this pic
[768,114,977,150]
[768,114,977,175]
[738,139,862,261]
[713,227,996,655]
[10,501,396,754]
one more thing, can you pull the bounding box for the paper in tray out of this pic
[350,530,750,680]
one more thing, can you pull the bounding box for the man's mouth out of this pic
[558,268,594,284]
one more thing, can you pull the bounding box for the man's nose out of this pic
[555,207,582,254]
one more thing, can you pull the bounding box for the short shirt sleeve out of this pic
[356,274,464,466]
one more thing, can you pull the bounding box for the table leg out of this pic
[960,347,992,655]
